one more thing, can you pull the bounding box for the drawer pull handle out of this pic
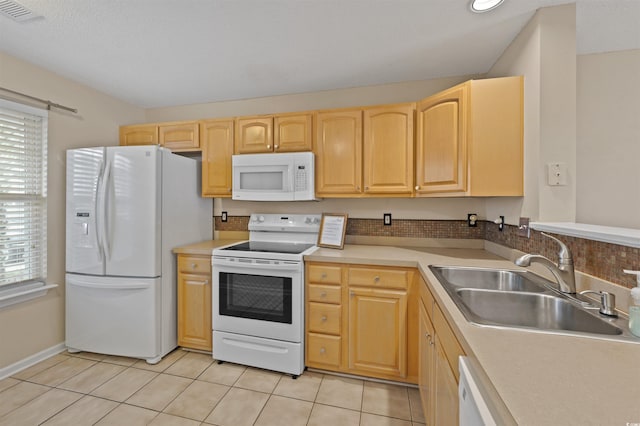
[321,315,327,322]
[320,347,326,354]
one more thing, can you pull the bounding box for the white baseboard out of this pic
[0,343,67,380]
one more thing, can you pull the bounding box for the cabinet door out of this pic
[433,335,459,426]
[348,287,407,378]
[315,110,363,196]
[363,104,414,195]
[119,125,158,146]
[201,119,234,197]
[419,300,436,426]
[177,271,212,351]
[159,122,200,151]
[274,113,312,152]
[416,84,467,194]
[235,116,274,154]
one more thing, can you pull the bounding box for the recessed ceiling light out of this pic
[470,0,505,13]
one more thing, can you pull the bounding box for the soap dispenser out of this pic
[623,269,640,337]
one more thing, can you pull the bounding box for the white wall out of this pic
[485,4,576,225]
[576,49,640,228]
[0,52,145,369]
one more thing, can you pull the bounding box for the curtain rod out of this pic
[0,87,78,114]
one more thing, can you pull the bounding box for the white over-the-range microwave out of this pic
[232,152,316,201]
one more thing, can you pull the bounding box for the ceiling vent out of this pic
[0,0,41,22]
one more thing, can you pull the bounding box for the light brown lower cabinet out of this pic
[305,262,418,384]
[177,254,212,351]
[418,275,464,425]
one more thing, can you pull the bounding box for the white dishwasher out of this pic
[459,356,497,426]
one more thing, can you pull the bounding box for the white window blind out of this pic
[0,99,48,288]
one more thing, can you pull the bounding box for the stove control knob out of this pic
[305,217,312,224]
[312,218,320,224]
[258,215,265,223]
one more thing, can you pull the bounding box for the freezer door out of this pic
[66,147,105,275]
[104,146,161,277]
[65,273,161,359]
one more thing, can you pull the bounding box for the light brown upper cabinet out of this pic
[314,109,363,197]
[315,104,415,198]
[235,116,274,154]
[119,124,159,146]
[416,76,523,196]
[119,121,200,152]
[363,104,414,195]
[274,113,313,152]
[201,119,234,198]
[235,113,313,154]
[159,121,200,152]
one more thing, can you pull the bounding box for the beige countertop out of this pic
[172,239,245,256]
[306,244,640,426]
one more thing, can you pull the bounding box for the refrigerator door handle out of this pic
[100,159,112,259]
[69,280,151,290]
[95,160,105,260]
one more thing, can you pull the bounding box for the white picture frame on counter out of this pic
[317,213,348,249]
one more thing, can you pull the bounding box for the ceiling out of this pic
[0,0,638,109]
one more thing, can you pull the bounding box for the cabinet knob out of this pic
[430,340,434,346]
[415,185,420,190]
[321,273,327,279]
[274,144,279,149]
[356,186,360,191]
[267,144,271,149]
[374,276,380,283]
[320,291,327,298]
[320,347,326,354]
[321,315,327,322]
[228,188,231,192]
[191,263,197,269]
[365,186,369,190]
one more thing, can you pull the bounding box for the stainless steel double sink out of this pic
[429,266,634,339]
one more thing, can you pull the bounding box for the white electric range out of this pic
[211,213,321,377]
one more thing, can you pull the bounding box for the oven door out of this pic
[212,257,303,342]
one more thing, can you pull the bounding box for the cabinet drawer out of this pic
[307,264,342,285]
[307,333,341,368]
[348,267,408,290]
[308,284,342,304]
[178,255,211,274]
[308,302,341,335]
[434,304,465,382]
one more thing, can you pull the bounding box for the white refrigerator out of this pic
[65,145,212,364]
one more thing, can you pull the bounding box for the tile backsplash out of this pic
[214,215,639,289]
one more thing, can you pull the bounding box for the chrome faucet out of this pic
[514,232,576,293]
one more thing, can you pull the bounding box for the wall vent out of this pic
[0,0,41,22]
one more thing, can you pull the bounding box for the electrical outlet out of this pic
[518,217,530,238]
[221,211,228,222]
[383,213,392,226]
[468,213,478,227]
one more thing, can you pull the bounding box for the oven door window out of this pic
[219,272,292,324]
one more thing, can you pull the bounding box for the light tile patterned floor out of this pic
[0,349,425,426]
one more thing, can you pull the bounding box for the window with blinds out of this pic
[0,100,48,289]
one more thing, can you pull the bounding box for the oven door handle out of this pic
[212,258,301,272]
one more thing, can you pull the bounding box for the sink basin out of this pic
[455,289,623,336]
[428,265,632,339]
[430,266,547,292]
